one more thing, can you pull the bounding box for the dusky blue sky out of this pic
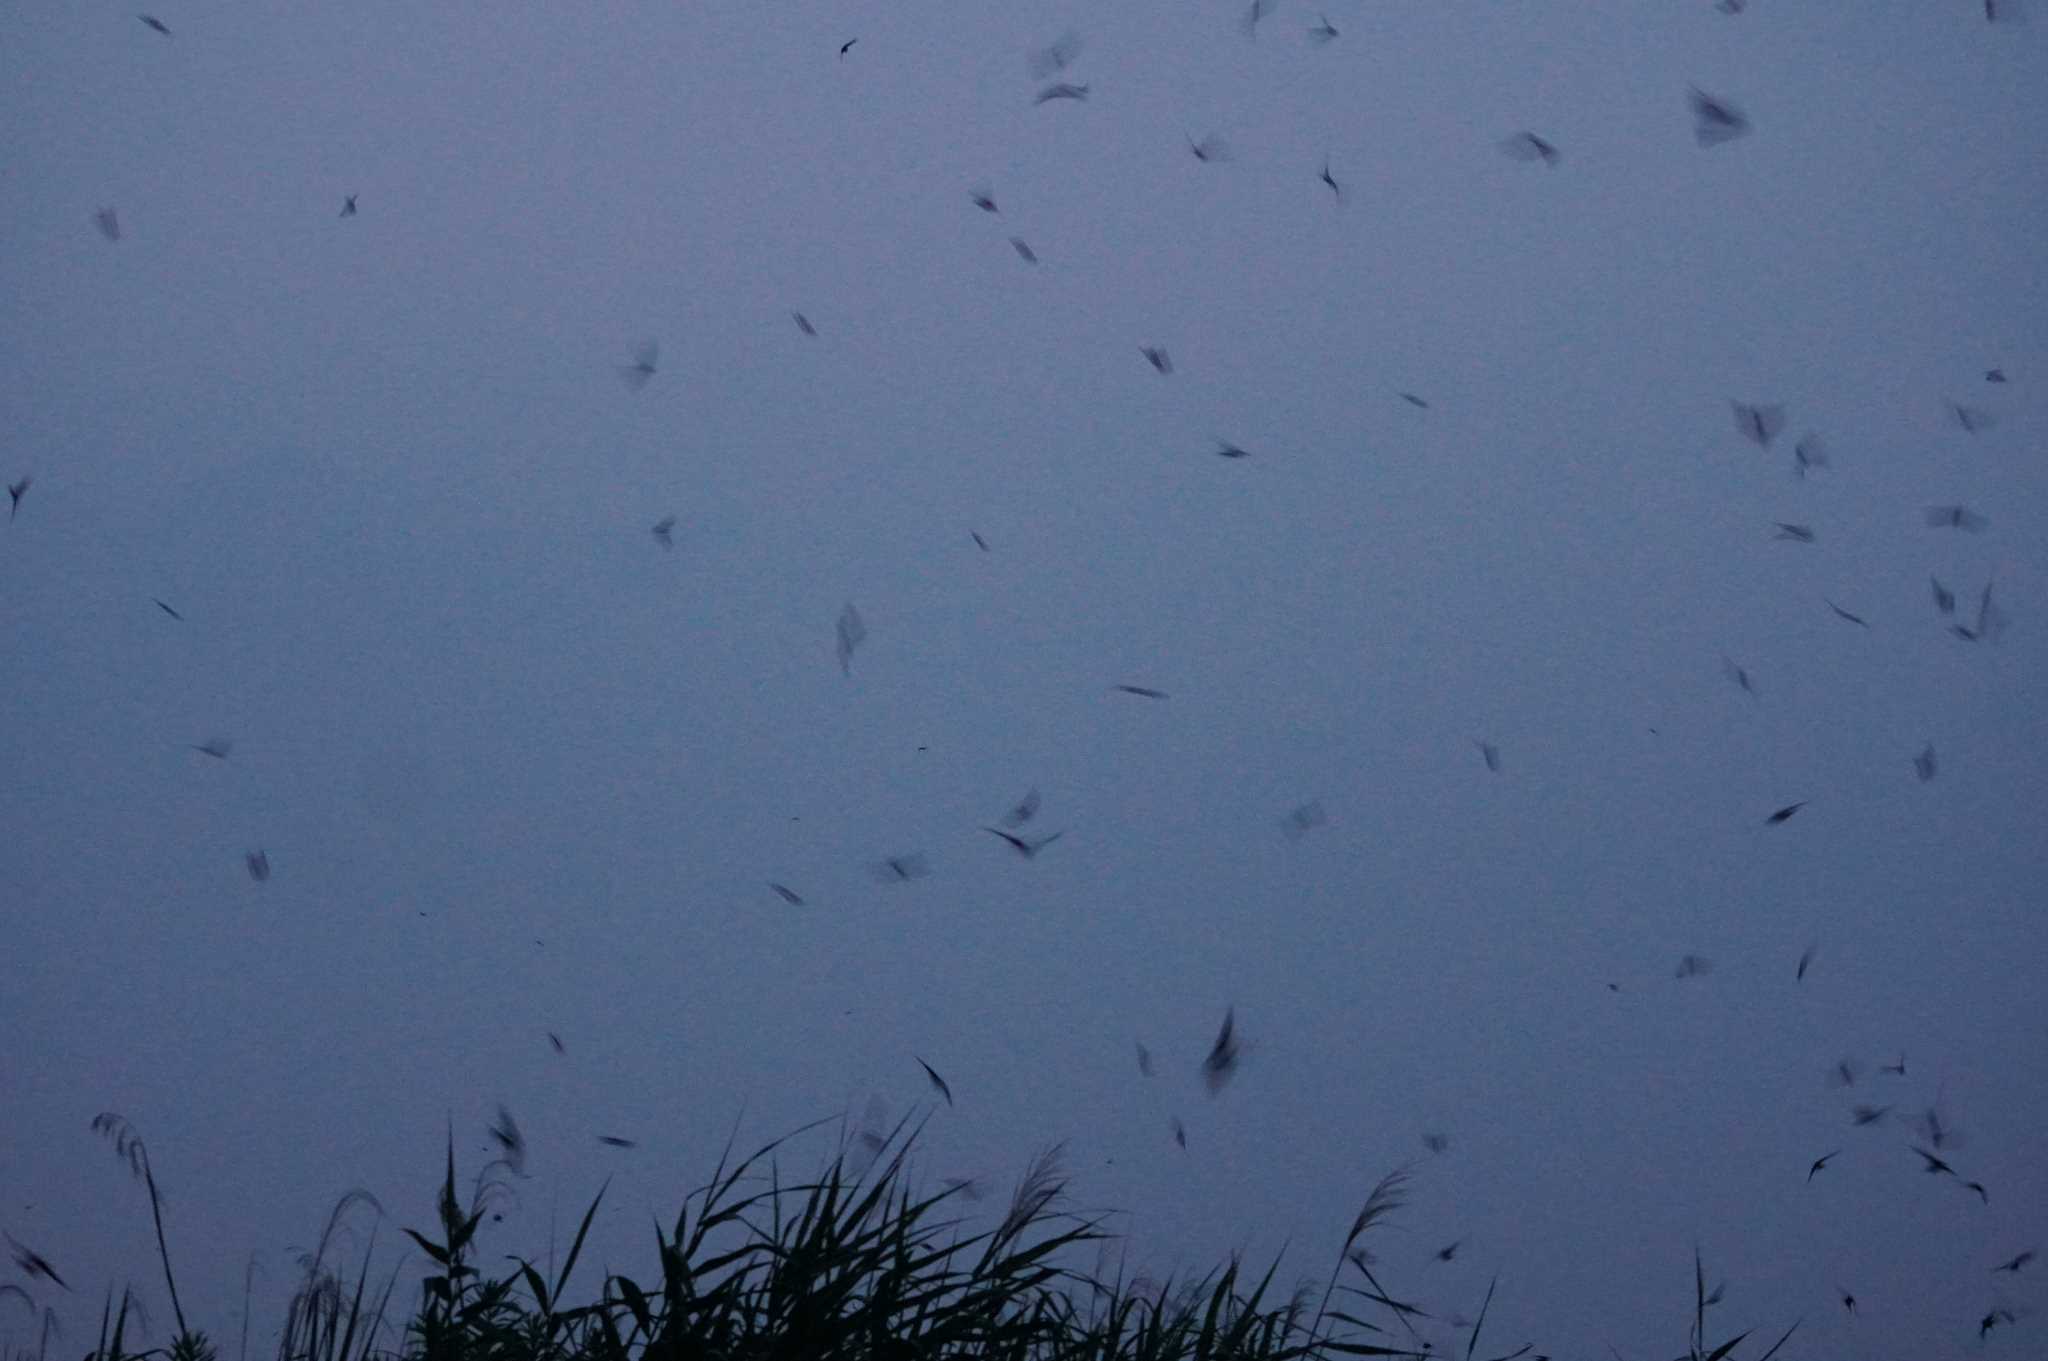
[4,3,2045,1357]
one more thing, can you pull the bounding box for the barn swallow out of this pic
[1766,801,1806,824]
[340,194,357,217]
[1824,600,1868,627]
[1732,401,1785,447]
[1002,789,1040,827]
[619,340,658,391]
[1477,741,1501,772]
[768,883,804,906]
[1773,523,1814,543]
[1282,800,1327,836]
[970,188,999,214]
[1807,1149,1841,1182]
[1187,132,1230,163]
[836,603,865,675]
[984,826,1064,858]
[153,598,183,620]
[873,854,929,882]
[1010,237,1039,263]
[548,1032,565,1053]
[1114,684,1167,698]
[839,38,857,57]
[1242,0,1273,39]
[1500,132,1561,166]
[1792,433,1828,478]
[1214,439,1251,458]
[245,850,270,882]
[1028,29,1083,79]
[8,477,30,519]
[652,516,676,549]
[1675,954,1713,978]
[1141,346,1173,374]
[95,208,121,241]
[1924,505,1988,531]
[597,1136,636,1148]
[1931,576,1956,614]
[1308,14,1339,44]
[1136,1042,1154,1077]
[489,1105,527,1175]
[1912,1146,1954,1176]
[1319,157,1342,201]
[1034,83,1088,105]
[1851,1105,1892,1127]
[1947,401,1993,433]
[792,312,816,336]
[1914,745,1937,782]
[1796,944,1816,981]
[1202,1006,1240,1093]
[1993,1250,2035,1274]
[191,737,233,760]
[140,15,171,36]
[971,531,989,551]
[1689,87,1751,146]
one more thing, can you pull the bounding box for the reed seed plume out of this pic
[88,1113,187,1338]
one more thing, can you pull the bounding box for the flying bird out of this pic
[1241,0,1273,38]
[1792,433,1828,478]
[1034,82,1089,105]
[1914,744,1937,782]
[1308,14,1339,44]
[245,850,270,882]
[1838,1289,1855,1313]
[1732,401,1786,447]
[1477,741,1501,772]
[1002,789,1040,828]
[1796,944,1816,981]
[1947,401,1994,433]
[971,531,989,551]
[873,854,929,883]
[1993,1250,2035,1274]
[4,1236,68,1291]
[1723,656,1757,695]
[1832,1059,1862,1088]
[191,737,233,760]
[1965,1180,1989,1205]
[1213,439,1251,458]
[1985,368,2006,382]
[1319,156,1342,201]
[1434,1240,1464,1263]
[1136,1042,1155,1077]
[140,15,171,36]
[1113,684,1168,699]
[1282,800,1327,836]
[651,516,676,549]
[1141,346,1173,374]
[1773,522,1815,543]
[1824,600,1868,627]
[618,340,658,392]
[340,194,356,217]
[1201,1006,1240,1094]
[1807,1149,1842,1182]
[1689,87,1751,146]
[1399,392,1430,409]
[1500,132,1561,166]
[1187,132,1231,163]
[1009,237,1039,263]
[154,598,183,620]
[915,1057,953,1106]
[984,826,1064,859]
[94,208,121,241]
[839,38,856,57]
[768,882,804,906]
[1765,801,1806,825]
[597,1136,636,1148]
[835,603,866,675]
[1851,1104,1893,1127]
[489,1105,527,1175]
[1880,1055,1906,1077]
[970,188,999,214]
[792,311,816,336]
[1675,954,1713,979]
[1924,504,1988,531]
[1931,576,1956,615]
[547,1032,564,1054]
[1172,1118,1187,1149]
[8,477,30,519]
[1422,1132,1451,1154]
[1912,1145,1954,1176]
[1981,1308,2017,1340]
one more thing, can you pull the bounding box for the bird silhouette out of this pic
[1242,0,1273,39]
[1319,156,1342,201]
[873,854,929,883]
[1136,1042,1154,1077]
[1773,522,1815,543]
[191,737,233,760]
[1912,1145,1954,1176]
[1187,132,1231,163]
[1839,1289,1855,1313]
[1931,577,1956,615]
[1141,346,1173,374]
[1113,684,1168,698]
[619,340,658,391]
[1947,401,1994,433]
[140,15,171,36]
[1213,439,1251,458]
[792,311,816,336]
[1851,1104,1892,1127]
[1010,237,1039,263]
[1201,1006,1240,1094]
[1807,1149,1842,1182]
[245,850,270,882]
[1027,29,1083,80]
[1034,82,1088,105]
[1308,14,1339,44]
[1500,132,1561,166]
[839,38,856,57]
[836,603,866,675]
[1985,367,2006,382]
[1914,745,1937,782]
[548,1032,564,1054]
[768,883,804,906]
[340,194,356,217]
[1477,741,1501,772]
[1824,600,1868,627]
[94,208,121,242]
[970,188,999,214]
[1675,954,1713,979]
[1766,801,1806,825]
[1732,401,1786,447]
[4,1236,68,1290]
[1796,944,1816,981]
[489,1105,527,1176]
[1689,87,1751,146]
[597,1135,636,1148]
[1925,504,1988,531]
[1880,1055,1907,1077]
[1792,433,1829,478]
[915,1057,953,1106]
[984,826,1064,859]
[154,598,183,620]
[8,477,30,520]
[651,516,676,549]
[1434,1240,1463,1263]
[1993,1250,2035,1274]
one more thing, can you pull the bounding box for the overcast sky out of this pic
[4,3,2045,1357]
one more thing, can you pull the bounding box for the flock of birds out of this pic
[4,4,2040,1357]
